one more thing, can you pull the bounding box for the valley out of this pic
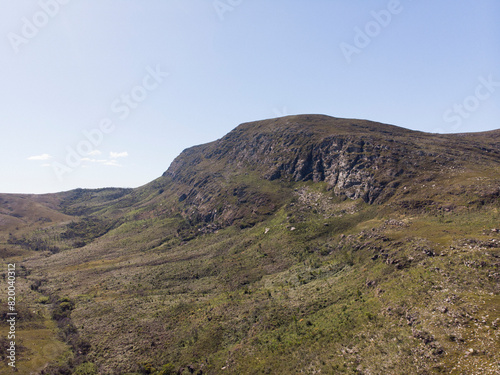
[1,115,499,374]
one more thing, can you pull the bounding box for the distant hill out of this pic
[1,115,499,374]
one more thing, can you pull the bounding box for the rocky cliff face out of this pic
[225,132,402,203]
[158,115,500,228]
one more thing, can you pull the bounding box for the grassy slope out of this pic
[0,115,499,374]
[18,189,500,374]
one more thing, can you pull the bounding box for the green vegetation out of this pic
[0,115,499,374]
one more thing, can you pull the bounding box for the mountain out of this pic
[0,115,499,374]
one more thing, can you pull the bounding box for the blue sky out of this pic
[1,0,499,194]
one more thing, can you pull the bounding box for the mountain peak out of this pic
[231,114,418,138]
[159,115,499,229]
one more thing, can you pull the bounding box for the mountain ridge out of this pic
[3,114,500,234]
[154,115,500,228]
[1,114,499,374]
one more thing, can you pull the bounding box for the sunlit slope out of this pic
[0,115,499,374]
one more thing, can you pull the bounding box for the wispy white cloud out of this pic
[81,158,107,163]
[87,150,102,156]
[78,153,127,167]
[27,153,52,161]
[104,160,121,167]
[110,151,128,159]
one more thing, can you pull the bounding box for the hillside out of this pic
[0,115,499,374]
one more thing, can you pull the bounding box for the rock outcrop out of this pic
[160,115,500,226]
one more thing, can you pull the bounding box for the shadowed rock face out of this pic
[260,136,390,202]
